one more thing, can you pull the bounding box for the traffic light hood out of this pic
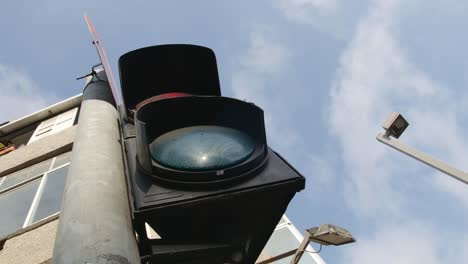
[118,44,221,111]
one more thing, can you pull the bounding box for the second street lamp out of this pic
[376,112,468,185]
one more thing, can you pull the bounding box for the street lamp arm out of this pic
[256,249,297,264]
[376,133,468,185]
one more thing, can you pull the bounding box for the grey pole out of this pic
[377,133,468,185]
[52,70,140,264]
[290,231,312,264]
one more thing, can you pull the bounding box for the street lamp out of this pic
[289,224,355,264]
[256,224,355,264]
[381,112,409,139]
[376,112,468,185]
[307,224,355,246]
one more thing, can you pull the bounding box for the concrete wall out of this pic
[0,219,58,264]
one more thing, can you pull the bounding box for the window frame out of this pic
[27,107,78,145]
[0,176,5,188]
[0,155,71,237]
[22,159,69,227]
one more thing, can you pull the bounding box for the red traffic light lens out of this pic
[149,126,255,172]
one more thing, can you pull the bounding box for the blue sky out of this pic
[2,1,468,263]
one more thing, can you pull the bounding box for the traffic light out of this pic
[119,44,305,264]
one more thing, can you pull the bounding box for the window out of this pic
[0,152,71,238]
[0,180,41,239]
[0,158,53,192]
[28,108,78,144]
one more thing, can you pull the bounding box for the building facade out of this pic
[0,95,81,264]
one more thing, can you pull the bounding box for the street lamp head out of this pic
[307,224,356,246]
[285,224,356,264]
[382,112,409,139]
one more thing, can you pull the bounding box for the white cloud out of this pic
[322,0,468,217]
[240,27,292,74]
[329,0,434,218]
[342,222,440,264]
[299,152,339,195]
[275,0,370,39]
[0,64,52,122]
[329,0,468,262]
[231,27,298,152]
[277,0,338,23]
[342,220,468,264]
[326,0,468,218]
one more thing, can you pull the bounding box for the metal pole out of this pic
[256,249,297,264]
[52,70,140,263]
[290,231,311,264]
[376,133,468,184]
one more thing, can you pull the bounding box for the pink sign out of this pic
[84,14,120,105]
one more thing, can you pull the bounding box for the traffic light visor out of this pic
[119,44,221,111]
[135,96,268,186]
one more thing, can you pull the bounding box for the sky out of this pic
[1,0,468,263]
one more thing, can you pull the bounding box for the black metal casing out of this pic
[119,44,221,111]
[119,45,306,264]
[124,130,305,263]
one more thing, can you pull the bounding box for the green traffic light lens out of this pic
[149,126,256,172]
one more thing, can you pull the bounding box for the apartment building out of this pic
[0,94,81,264]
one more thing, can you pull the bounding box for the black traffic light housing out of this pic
[119,44,305,264]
